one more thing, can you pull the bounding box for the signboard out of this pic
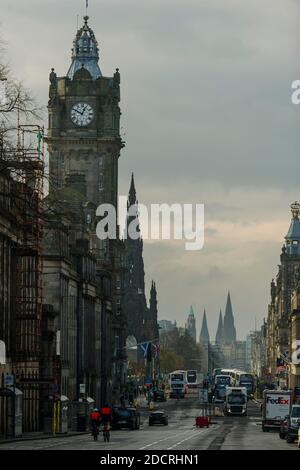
[80,384,86,394]
[4,374,14,387]
[198,388,208,403]
[265,393,291,420]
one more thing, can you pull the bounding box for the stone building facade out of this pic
[0,130,46,436]
[122,175,159,368]
[45,15,127,408]
[264,203,300,388]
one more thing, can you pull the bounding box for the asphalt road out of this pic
[0,398,298,450]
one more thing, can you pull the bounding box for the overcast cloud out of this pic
[1,0,300,339]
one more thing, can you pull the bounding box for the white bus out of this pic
[169,370,186,398]
[186,370,198,388]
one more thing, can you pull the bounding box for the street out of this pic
[0,398,298,451]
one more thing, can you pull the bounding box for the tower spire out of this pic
[215,309,224,345]
[223,291,236,343]
[128,172,137,206]
[199,309,210,344]
[67,13,102,80]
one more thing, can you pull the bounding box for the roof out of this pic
[67,16,102,80]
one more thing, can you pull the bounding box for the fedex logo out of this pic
[267,396,289,405]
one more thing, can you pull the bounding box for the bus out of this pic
[186,370,198,388]
[235,371,255,397]
[213,374,232,403]
[169,370,186,398]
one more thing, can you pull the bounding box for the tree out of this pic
[0,32,42,154]
[160,329,203,372]
[160,348,185,372]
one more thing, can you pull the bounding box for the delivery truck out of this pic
[261,389,292,432]
[224,387,247,416]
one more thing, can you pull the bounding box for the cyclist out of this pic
[101,404,112,442]
[90,407,101,440]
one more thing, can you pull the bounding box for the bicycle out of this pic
[102,422,110,442]
[91,422,99,441]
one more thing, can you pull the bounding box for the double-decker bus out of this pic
[186,370,198,388]
[235,371,255,397]
[169,370,186,398]
[213,374,232,402]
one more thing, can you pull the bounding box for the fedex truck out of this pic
[262,389,292,432]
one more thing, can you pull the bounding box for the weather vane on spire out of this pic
[86,0,89,16]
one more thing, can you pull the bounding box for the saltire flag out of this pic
[152,342,160,358]
[140,342,149,359]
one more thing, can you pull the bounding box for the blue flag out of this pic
[140,342,149,358]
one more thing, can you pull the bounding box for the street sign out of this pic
[198,388,208,403]
[80,384,86,394]
[4,374,14,387]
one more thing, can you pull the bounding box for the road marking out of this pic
[139,429,194,450]
[167,430,205,450]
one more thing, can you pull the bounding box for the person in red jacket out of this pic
[101,404,112,425]
[90,408,101,426]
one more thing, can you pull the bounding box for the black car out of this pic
[149,410,168,426]
[153,390,167,402]
[111,407,141,430]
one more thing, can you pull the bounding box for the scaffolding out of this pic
[2,124,45,431]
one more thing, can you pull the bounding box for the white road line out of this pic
[139,429,194,450]
[167,430,205,450]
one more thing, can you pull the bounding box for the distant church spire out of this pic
[223,291,236,342]
[128,172,137,207]
[215,309,224,345]
[199,309,210,344]
[186,305,196,342]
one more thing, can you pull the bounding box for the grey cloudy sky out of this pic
[2,0,300,339]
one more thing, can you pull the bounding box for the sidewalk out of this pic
[0,430,89,445]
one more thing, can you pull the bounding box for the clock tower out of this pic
[47,15,124,209]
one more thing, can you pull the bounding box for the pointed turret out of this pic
[189,305,195,318]
[284,202,300,255]
[125,173,140,239]
[67,16,102,80]
[223,291,236,343]
[215,310,224,345]
[186,305,196,342]
[128,172,137,207]
[199,309,210,344]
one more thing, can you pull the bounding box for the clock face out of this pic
[70,102,94,126]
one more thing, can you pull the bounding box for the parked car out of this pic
[149,410,168,426]
[111,407,140,430]
[153,390,166,402]
[286,405,300,443]
[279,415,289,439]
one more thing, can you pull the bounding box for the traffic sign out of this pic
[80,384,86,394]
[4,374,14,387]
[198,388,208,403]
